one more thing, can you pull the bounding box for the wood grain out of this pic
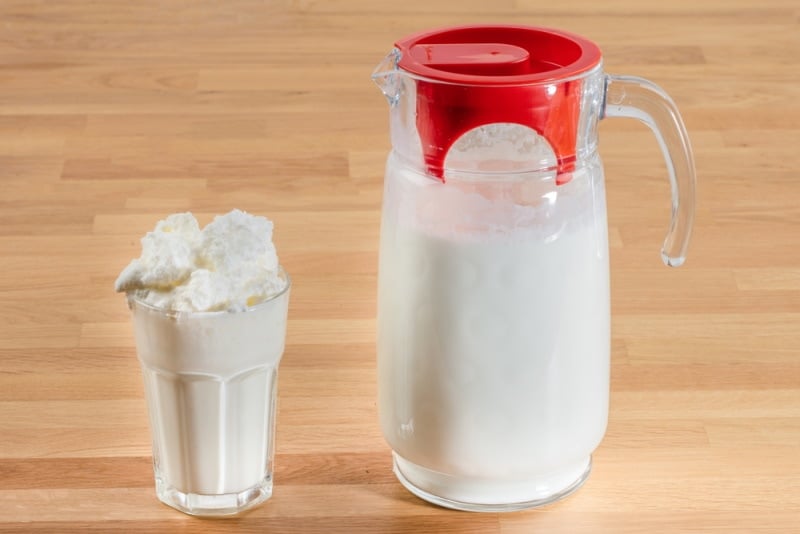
[1,0,799,531]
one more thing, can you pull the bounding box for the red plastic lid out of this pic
[394,25,602,181]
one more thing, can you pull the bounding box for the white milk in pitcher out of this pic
[377,159,611,505]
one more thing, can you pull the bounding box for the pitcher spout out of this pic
[372,48,403,106]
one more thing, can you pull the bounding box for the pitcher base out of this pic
[392,452,591,512]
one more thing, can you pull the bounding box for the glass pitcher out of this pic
[372,25,695,512]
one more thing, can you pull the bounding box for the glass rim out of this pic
[126,266,291,318]
[376,56,604,89]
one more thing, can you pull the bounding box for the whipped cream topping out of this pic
[115,210,285,312]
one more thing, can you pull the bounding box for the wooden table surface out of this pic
[2,0,799,532]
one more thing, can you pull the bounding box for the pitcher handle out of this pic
[602,75,696,267]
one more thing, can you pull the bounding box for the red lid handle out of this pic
[409,43,530,76]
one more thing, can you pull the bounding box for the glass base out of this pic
[392,452,591,512]
[155,474,273,516]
